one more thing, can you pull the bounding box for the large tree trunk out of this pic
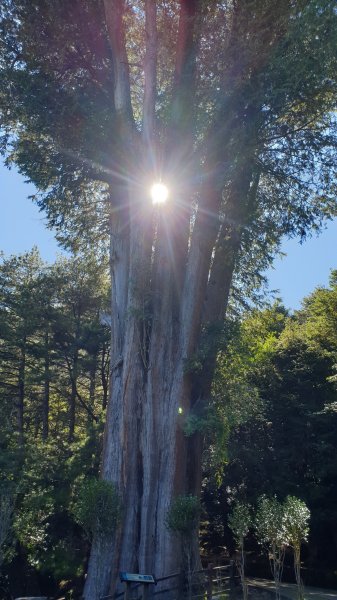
[83,177,222,600]
[84,2,265,598]
[83,161,260,598]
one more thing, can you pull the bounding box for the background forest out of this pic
[1,248,337,598]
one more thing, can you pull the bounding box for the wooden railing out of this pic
[100,562,235,600]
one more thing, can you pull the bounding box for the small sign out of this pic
[120,572,156,584]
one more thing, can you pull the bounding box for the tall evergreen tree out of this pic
[0,250,110,596]
[0,1,337,596]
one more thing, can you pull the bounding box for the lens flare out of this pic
[151,182,169,205]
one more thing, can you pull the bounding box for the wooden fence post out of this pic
[229,559,235,594]
[207,563,213,600]
[124,581,131,600]
[142,583,149,600]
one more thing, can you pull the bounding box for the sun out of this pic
[151,182,169,205]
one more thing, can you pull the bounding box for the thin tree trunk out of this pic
[68,349,78,442]
[87,352,97,427]
[101,341,109,411]
[42,330,50,441]
[294,545,303,600]
[17,339,26,447]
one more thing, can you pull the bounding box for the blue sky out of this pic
[1,163,63,263]
[267,221,337,308]
[1,162,337,310]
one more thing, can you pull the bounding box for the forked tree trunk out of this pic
[83,1,266,597]
[83,177,222,599]
[82,100,260,600]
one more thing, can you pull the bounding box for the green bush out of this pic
[166,495,200,536]
[228,501,252,546]
[72,478,121,540]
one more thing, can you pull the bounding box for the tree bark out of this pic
[84,178,224,600]
[84,4,265,599]
[101,340,109,411]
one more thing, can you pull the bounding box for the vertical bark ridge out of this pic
[138,181,221,579]
[85,181,150,598]
[139,207,177,574]
[138,175,198,575]
[109,185,130,359]
[116,183,157,573]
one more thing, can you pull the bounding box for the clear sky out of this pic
[1,162,336,310]
[267,221,337,309]
[0,162,62,263]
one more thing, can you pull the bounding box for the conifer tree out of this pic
[0,2,336,596]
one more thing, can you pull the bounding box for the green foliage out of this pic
[254,496,310,599]
[209,305,288,473]
[255,496,287,548]
[72,478,121,540]
[11,435,99,579]
[228,501,251,600]
[0,249,109,595]
[283,496,310,600]
[283,496,310,550]
[1,0,337,266]
[255,496,287,600]
[166,495,201,537]
[203,277,337,585]
[183,406,226,439]
[228,502,252,547]
[15,489,55,555]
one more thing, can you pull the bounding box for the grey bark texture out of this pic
[83,2,256,597]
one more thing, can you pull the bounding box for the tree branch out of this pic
[103,0,134,123]
[202,226,239,326]
[64,354,99,423]
[179,183,221,358]
[202,164,256,325]
[170,0,201,139]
